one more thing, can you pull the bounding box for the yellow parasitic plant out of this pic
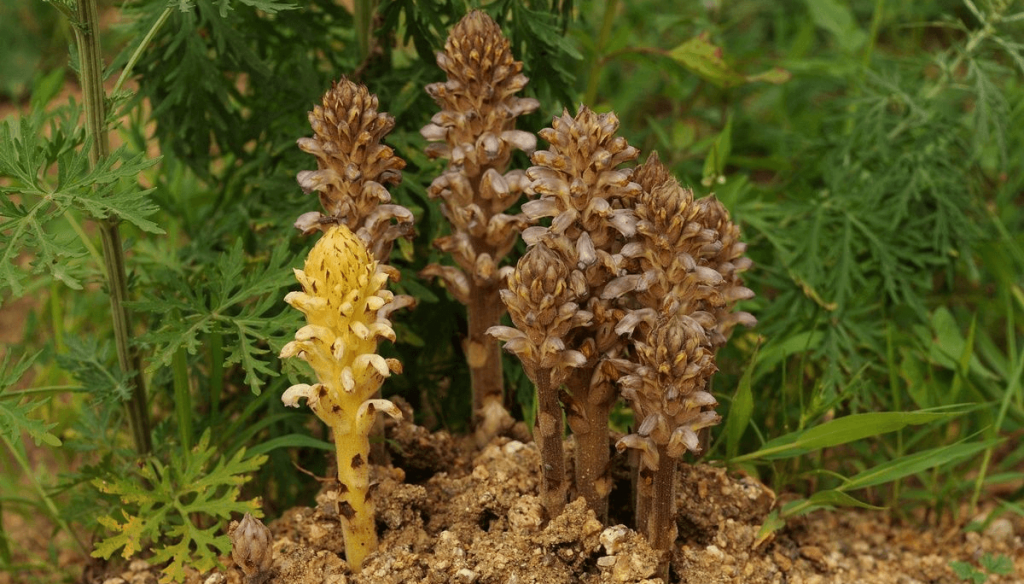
[279,223,403,570]
[420,10,539,445]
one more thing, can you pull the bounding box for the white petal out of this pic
[355,353,391,378]
[420,123,447,141]
[282,384,314,408]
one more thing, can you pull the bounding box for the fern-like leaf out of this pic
[91,429,266,583]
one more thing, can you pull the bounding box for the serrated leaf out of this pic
[980,553,1013,575]
[134,240,297,394]
[93,511,147,559]
[0,352,62,447]
[91,429,266,582]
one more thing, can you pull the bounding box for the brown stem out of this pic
[468,280,509,445]
[569,370,614,522]
[533,367,567,518]
[639,443,676,581]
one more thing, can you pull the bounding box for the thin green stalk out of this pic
[64,213,104,274]
[1,435,87,554]
[173,347,193,452]
[843,0,885,135]
[69,0,152,454]
[208,332,224,422]
[112,7,173,96]
[354,0,373,63]
[0,499,11,566]
[0,386,86,400]
[884,323,903,508]
[583,0,619,107]
[970,295,1024,513]
[48,282,66,354]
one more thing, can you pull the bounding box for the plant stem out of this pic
[333,422,375,569]
[568,367,613,522]
[1,435,87,554]
[641,444,676,582]
[71,0,152,455]
[112,7,173,96]
[969,294,1024,514]
[533,367,567,518]
[583,0,619,107]
[354,0,374,63]
[172,347,193,452]
[208,332,224,422]
[468,280,509,445]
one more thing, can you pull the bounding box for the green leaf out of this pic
[0,352,62,447]
[754,509,785,548]
[702,112,733,186]
[979,553,1013,576]
[736,406,973,462]
[803,0,867,53]
[132,240,298,395]
[842,439,998,491]
[949,560,986,583]
[722,346,757,459]
[668,33,745,88]
[91,429,267,583]
[782,490,884,518]
[55,337,133,404]
[244,433,333,458]
[746,67,792,85]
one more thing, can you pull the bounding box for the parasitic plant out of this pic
[491,106,755,576]
[489,243,592,515]
[295,77,414,265]
[295,77,416,464]
[612,153,755,575]
[419,10,539,445]
[493,106,641,520]
[280,224,403,570]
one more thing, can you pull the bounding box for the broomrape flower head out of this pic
[280,224,401,429]
[279,223,402,570]
[229,513,273,584]
[615,315,719,466]
[296,78,412,261]
[489,243,591,383]
[523,106,642,251]
[422,10,539,176]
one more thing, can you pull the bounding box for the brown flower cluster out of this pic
[419,10,540,443]
[493,106,644,519]
[295,78,413,262]
[613,153,755,464]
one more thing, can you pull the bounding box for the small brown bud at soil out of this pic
[230,513,273,584]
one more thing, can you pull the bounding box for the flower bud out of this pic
[230,513,273,584]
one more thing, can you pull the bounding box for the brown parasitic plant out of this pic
[295,77,414,266]
[491,108,755,576]
[419,10,539,445]
[492,105,643,521]
[611,153,755,575]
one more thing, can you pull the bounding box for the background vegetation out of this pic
[1,0,1022,581]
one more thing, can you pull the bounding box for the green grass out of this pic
[1,0,1022,581]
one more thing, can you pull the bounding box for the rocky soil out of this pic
[81,411,1023,584]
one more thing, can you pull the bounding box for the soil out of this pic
[80,406,1023,584]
